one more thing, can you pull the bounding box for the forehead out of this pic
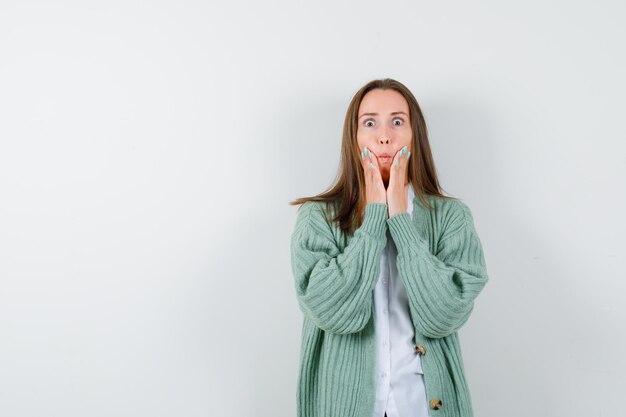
[358,89,409,114]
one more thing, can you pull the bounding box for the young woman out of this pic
[289,78,489,417]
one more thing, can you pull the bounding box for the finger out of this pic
[360,147,378,195]
[367,149,384,184]
[392,145,408,167]
[392,147,402,168]
[367,148,378,170]
[360,146,373,172]
[361,146,377,172]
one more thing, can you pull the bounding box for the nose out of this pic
[379,125,391,144]
[378,135,390,145]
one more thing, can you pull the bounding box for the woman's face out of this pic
[356,88,413,184]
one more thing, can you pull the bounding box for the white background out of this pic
[1,1,625,416]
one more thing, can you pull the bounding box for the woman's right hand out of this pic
[360,146,387,205]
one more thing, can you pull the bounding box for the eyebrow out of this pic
[358,111,408,119]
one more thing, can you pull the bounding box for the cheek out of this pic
[403,131,413,145]
[357,130,375,142]
[356,132,372,147]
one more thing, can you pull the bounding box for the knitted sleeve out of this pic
[290,201,388,334]
[387,200,489,339]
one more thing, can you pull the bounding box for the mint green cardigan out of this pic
[290,195,489,417]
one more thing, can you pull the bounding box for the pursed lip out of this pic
[379,153,392,158]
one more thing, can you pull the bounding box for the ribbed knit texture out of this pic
[290,195,489,417]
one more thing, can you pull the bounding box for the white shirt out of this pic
[372,184,431,417]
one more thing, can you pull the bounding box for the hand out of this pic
[387,145,411,218]
[360,146,387,205]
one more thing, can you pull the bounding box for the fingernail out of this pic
[361,150,365,160]
[402,145,408,154]
[369,162,375,170]
[407,151,411,159]
[365,147,370,156]
[394,159,399,166]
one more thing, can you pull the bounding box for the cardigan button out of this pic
[429,398,443,410]
[414,344,426,355]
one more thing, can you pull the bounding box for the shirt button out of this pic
[383,309,388,314]
[381,372,387,378]
[429,398,443,410]
[382,341,387,347]
[382,279,387,284]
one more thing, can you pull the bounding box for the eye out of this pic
[393,117,404,126]
[364,119,375,127]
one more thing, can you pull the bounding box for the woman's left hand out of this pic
[387,145,411,218]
